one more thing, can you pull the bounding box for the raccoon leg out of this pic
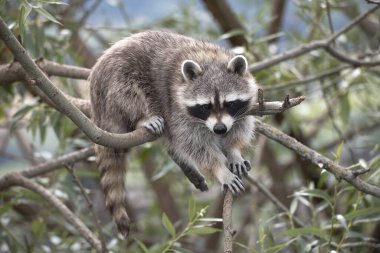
[223,116,255,178]
[211,162,245,195]
[168,149,208,191]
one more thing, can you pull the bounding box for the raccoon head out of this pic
[180,55,257,135]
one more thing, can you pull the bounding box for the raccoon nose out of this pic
[213,123,227,135]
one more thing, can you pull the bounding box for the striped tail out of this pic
[96,145,130,237]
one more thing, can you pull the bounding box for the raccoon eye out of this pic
[224,100,249,116]
[187,103,212,121]
[201,104,212,111]
[224,101,236,108]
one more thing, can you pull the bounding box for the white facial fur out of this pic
[183,97,211,107]
[205,114,234,133]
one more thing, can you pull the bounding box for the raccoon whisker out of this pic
[233,108,249,119]
[189,119,210,130]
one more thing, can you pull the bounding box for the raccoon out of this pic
[89,30,258,236]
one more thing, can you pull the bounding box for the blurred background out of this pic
[1,0,380,252]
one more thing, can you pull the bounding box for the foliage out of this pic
[0,0,380,252]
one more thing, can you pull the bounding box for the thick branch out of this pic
[4,173,103,252]
[223,191,234,253]
[202,0,246,46]
[255,120,380,197]
[0,59,90,85]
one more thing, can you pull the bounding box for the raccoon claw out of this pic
[140,116,164,135]
[229,160,251,179]
[222,174,244,195]
[197,180,209,192]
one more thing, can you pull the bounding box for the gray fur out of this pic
[90,30,258,236]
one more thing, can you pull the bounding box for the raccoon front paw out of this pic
[221,172,245,195]
[140,116,164,135]
[229,160,251,179]
[187,172,208,191]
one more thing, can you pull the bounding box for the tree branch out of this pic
[0,147,95,190]
[223,191,234,253]
[249,4,380,73]
[4,173,103,252]
[246,175,306,227]
[255,120,380,197]
[202,0,246,46]
[0,59,90,85]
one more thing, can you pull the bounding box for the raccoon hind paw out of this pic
[113,207,131,238]
[139,116,165,135]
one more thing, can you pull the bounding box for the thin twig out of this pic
[4,173,103,253]
[255,120,380,197]
[246,175,306,227]
[249,5,380,73]
[264,65,350,91]
[65,164,108,252]
[0,147,95,190]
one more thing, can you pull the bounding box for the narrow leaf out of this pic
[18,5,25,41]
[134,239,151,253]
[35,7,62,25]
[340,93,350,124]
[344,207,380,220]
[188,195,196,221]
[162,213,176,238]
[280,227,325,238]
[336,214,347,229]
[39,0,68,4]
[295,189,333,207]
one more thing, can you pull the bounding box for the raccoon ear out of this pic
[182,60,202,82]
[227,55,248,75]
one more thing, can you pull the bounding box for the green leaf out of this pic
[294,189,333,207]
[39,0,68,4]
[280,227,325,238]
[12,104,35,121]
[35,7,62,25]
[340,93,350,124]
[188,195,196,221]
[187,226,222,235]
[31,218,46,239]
[334,142,344,161]
[290,198,298,215]
[162,213,176,238]
[265,238,297,253]
[18,5,25,41]
[336,214,347,229]
[135,239,151,253]
[344,207,380,220]
[218,29,245,41]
